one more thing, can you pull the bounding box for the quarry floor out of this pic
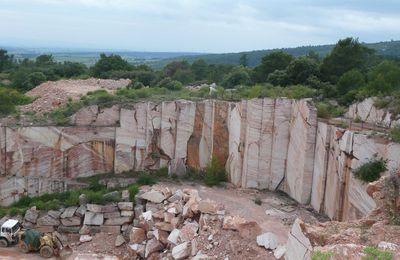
[0,181,326,260]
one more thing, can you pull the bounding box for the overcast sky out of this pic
[0,0,399,53]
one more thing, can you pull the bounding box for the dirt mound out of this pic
[20,78,130,114]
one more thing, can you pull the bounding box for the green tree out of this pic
[267,70,289,86]
[253,51,294,83]
[91,54,132,77]
[35,54,56,66]
[337,69,365,95]
[222,66,251,88]
[286,57,319,85]
[191,59,208,80]
[239,54,248,67]
[0,49,13,72]
[320,37,375,83]
[163,61,190,78]
[173,69,195,84]
[367,60,400,94]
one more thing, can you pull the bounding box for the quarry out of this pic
[0,79,399,259]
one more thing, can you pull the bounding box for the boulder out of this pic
[86,204,103,213]
[104,211,121,219]
[104,217,131,226]
[24,207,39,224]
[168,190,184,203]
[100,225,121,234]
[47,210,62,219]
[237,221,261,239]
[60,206,77,219]
[79,225,90,235]
[146,202,164,213]
[141,190,166,203]
[60,216,81,227]
[154,229,169,244]
[37,215,61,226]
[145,238,164,258]
[130,227,146,244]
[118,202,134,211]
[142,211,153,221]
[121,190,130,202]
[115,234,126,247]
[121,210,134,217]
[198,199,218,214]
[172,242,191,260]
[155,222,173,232]
[79,235,92,243]
[87,203,118,213]
[83,212,104,226]
[222,215,246,230]
[179,222,199,242]
[134,205,144,217]
[256,232,278,250]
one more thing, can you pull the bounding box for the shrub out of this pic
[85,191,106,205]
[254,197,262,205]
[389,125,400,143]
[353,158,387,183]
[137,174,156,186]
[128,184,140,202]
[312,251,334,260]
[362,246,393,260]
[204,156,226,187]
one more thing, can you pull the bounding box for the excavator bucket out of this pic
[52,231,73,257]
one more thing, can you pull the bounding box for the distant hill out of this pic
[158,40,400,68]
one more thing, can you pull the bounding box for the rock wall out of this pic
[1,98,400,222]
[346,97,399,128]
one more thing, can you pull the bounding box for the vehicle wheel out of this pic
[19,242,29,253]
[40,245,54,258]
[0,238,8,247]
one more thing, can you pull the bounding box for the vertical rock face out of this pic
[2,98,400,223]
[285,99,317,204]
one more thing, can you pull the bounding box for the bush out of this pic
[390,125,400,143]
[363,246,393,260]
[316,102,346,119]
[128,184,139,202]
[137,174,156,186]
[353,158,387,183]
[312,251,334,260]
[204,157,226,186]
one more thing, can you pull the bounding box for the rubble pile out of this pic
[19,78,130,114]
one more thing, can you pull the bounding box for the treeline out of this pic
[1,37,400,112]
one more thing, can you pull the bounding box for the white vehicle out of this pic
[0,219,22,247]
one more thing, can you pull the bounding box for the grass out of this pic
[353,158,387,183]
[362,246,393,260]
[316,102,346,119]
[312,251,334,260]
[204,156,227,187]
[389,125,400,143]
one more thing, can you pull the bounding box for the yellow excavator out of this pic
[18,229,72,258]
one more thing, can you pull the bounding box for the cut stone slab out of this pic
[140,190,166,203]
[37,215,61,226]
[87,203,118,213]
[104,211,121,219]
[83,212,104,226]
[121,210,134,217]
[47,210,62,219]
[256,232,278,250]
[60,216,81,227]
[60,206,77,219]
[198,199,218,214]
[172,242,191,260]
[75,205,86,217]
[104,217,131,226]
[118,202,133,211]
[24,208,39,224]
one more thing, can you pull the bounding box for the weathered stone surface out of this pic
[75,205,86,217]
[285,218,312,260]
[256,232,278,250]
[168,229,180,245]
[130,227,146,243]
[60,206,77,219]
[145,238,164,258]
[104,217,131,226]
[24,207,39,224]
[172,242,191,260]
[198,199,218,214]
[60,216,81,226]
[37,215,61,226]
[179,222,199,242]
[140,190,166,203]
[237,221,261,239]
[115,234,126,247]
[83,212,103,226]
[118,202,133,211]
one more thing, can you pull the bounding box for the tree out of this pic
[253,51,294,83]
[239,54,248,67]
[35,54,56,66]
[367,60,400,94]
[267,70,289,86]
[172,69,195,84]
[286,57,319,85]
[28,72,47,88]
[320,37,375,83]
[337,69,365,95]
[0,49,13,72]
[91,54,132,77]
[163,61,190,78]
[222,66,251,88]
[191,59,208,80]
